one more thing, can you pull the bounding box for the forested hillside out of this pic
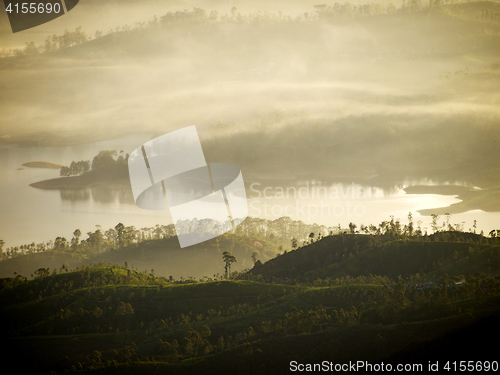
[2,221,499,374]
[0,217,329,279]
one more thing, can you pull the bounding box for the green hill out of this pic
[248,233,500,282]
[1,229,500,374]
[0,260,500,374]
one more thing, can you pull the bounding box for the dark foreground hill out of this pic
[1,230,499,374]
[248,231,500,282]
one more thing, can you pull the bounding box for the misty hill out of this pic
[0,233,279,281]
[2,4,500,195]
[0,217,331,280]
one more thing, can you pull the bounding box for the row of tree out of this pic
[0,212,497,263]
[3,0,491,59]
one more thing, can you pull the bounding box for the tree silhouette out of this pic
[71,229,81,249]
[349,223,357,234]
[222,251,237,279]
[407,212,414,236]
[92,150,117,171]
[251,251,258,265]
[115,223,125,249]
[309,232,315,243]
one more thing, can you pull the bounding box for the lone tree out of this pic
[251,251,258,265]
[222,251,237,279]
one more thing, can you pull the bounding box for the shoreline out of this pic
[22,161,64,169]
[405,185,500,216]
[30,176,130,190]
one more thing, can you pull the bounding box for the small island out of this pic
[22,161,64,169]
[29,150,130,190]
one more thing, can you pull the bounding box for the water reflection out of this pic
[60,189,91,202]
[60,187,135,205]
[56,179,468,209]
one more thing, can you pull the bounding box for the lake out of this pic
[0,136,498,249]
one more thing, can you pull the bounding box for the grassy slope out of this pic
[0,232,499,374]
[3,275,499,374]
[250,234,500,281]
